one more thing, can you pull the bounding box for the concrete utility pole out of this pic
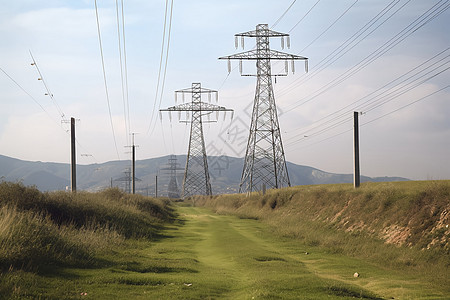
[354,112,360,188]
[220,24,308,193]
[70,117,76,193]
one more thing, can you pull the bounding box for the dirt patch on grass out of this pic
[381,225,411,245]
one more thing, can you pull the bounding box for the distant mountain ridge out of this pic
[0,154,409,195]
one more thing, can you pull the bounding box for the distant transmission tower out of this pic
[115,169,132,193]
[160,83,233,198]
[115,168,141,194]
[160,155,183,198]
[220,24,308,193]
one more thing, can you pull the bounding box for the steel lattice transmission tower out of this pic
[160,83,233,198]
[160,155,183,198]
[220,24,308,193]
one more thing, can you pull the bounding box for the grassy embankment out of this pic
[0,180,448,299]
[0,182,175,298]
[193,180,450,293]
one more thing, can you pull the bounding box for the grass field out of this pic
[0,181,449,299]
[194,180,450,298]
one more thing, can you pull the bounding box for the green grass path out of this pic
[14,206,447,299]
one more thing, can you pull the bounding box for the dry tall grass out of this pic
[0,182,175,272]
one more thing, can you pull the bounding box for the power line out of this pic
[284,48,450,144]
[361,85,449,127]
[285,59,449,147]
[148,0,169,134]
[316,0,450,102]
[287,85,448,151]
[152,0,174,135]
[299,0,359,53]
[0,66,61,129]
[288,0,321,33]
[366,70,449,114]
[281,0,449,113]
[272,0,359,72]
[29,50,67,122]
[285,67,449,149]
[1,65,98,164]
[272,0,297,28]
[115,0,130,147]
[148,0,174,136]
[94,0,121,160]
[121,0,131,141]
[299,48,449,134]
[278,0,406,101]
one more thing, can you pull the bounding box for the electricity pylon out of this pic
[219,24,308,193]
[160,83,233,198]
[160,155,183,198]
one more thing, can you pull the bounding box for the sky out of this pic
[0,0,449,181]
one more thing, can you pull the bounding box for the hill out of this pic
[0,154,409,194]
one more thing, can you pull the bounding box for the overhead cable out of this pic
[272,0,297,28]
[148,0,174,135]
[281,0,449,113]
[115,0,131,147]
[94,0,121,160]
[285,48,450,143]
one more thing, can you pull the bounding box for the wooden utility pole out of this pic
[126,133,138,194]
[70,117,76,193]
[132,144,136,194]
[353,112,360,188]
[155,175,158,198]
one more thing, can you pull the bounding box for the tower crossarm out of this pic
[160,102,233,112]
[235,27,288,38]
[219,49,307,61]
[160,166,184,171]
[175,87,218,94]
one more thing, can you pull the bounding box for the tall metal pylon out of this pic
[160,155,183,198]
[220,24,308,193]
[160,83,233,198]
